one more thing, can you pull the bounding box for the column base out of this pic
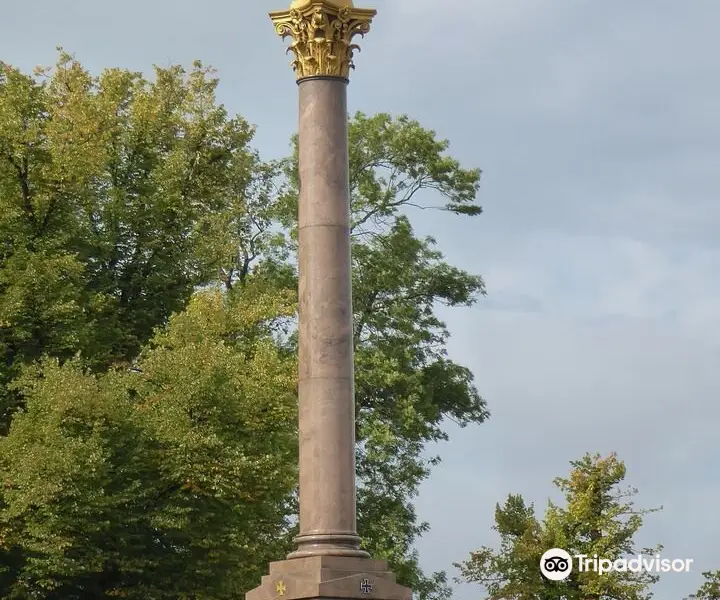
[288,533,369,559]
[245,556,412,600]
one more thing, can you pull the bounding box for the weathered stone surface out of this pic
[293,77,362,558]
[246,557,412,600]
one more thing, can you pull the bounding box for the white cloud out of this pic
[448,229,720,340]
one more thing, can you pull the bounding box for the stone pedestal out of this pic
[246,557,411,600]
[247,2,411,600]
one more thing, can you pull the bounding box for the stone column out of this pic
[292,73,363,558]
[246,1,412,600]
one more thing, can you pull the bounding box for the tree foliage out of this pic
[456,453,662,600]
[687,571,720,600]
[0,54,487,599]
[0,286,297,599]
[0,52,266,431]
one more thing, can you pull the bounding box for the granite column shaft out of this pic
[291,77,364,558]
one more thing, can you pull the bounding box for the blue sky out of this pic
[2,1,718,598]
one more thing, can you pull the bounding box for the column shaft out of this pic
[290,77,366,558]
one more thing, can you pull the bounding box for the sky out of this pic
[2,1,718,598]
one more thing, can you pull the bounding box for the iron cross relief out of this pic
[276,581,286,597]
[360,578,373,594]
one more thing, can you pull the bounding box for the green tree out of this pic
[687,571,720,600]
[0,285,297,599]
[0,52,268,432]
[456,453,662,600]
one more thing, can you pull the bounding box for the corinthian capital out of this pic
[270,0,376,81]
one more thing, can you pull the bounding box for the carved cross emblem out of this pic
[276,581,287,596]
[360,578,373,594]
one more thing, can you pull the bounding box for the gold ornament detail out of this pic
[270,1,376,81]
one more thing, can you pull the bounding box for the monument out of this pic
[245,1,412,600]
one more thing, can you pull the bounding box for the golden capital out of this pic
[270,0,376,81]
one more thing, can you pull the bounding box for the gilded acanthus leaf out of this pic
[270,2,376,80]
